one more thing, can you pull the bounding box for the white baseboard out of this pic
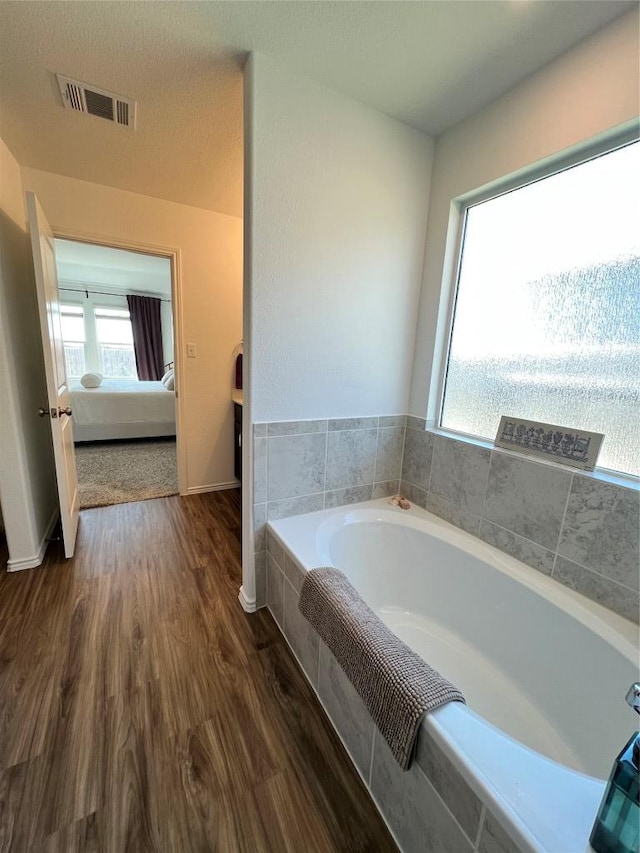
[186,480,240,495]
[7,508,59,572]
[238,585,256,613]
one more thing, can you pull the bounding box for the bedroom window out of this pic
[60,304,86,377]
[94,307,137,378]
[439,138,639,477]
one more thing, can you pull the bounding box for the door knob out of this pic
[38,407,50,418]
[58,406,72,417]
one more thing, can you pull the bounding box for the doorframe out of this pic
[50,227,188,496]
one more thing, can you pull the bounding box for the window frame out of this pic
[427,121,640,482]
[59,293,139,380]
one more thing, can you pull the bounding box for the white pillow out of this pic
[80,372,102,388]
[164,374,175,391]
[161,369,173,385]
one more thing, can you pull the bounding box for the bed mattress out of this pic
[70,379,176,441]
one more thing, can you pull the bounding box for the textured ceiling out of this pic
[0,2,243,216]
[0,1,634,217]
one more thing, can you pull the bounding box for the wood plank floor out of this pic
[0,491,397,853]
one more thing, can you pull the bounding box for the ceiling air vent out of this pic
[56,74,136,129]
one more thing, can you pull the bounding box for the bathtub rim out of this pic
[269,498,637,656]
[267,497,638,853]
[423,701,606,853]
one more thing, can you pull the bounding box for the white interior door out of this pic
[26,192,79,558]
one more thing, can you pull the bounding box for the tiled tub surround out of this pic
[254,415,639,621]
[265,528,507,853]
[264,512,635,853]
[253,416,406,606]
[400,418,639,624]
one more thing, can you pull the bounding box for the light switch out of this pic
[187,343,197,358]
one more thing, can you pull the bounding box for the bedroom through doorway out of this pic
[55,239,179,509]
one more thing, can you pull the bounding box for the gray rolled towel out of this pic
[299,567,465,769]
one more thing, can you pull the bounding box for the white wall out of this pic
[247,54,434,424]
[0,137,57,569]
[241,54,434,609]
[22,168,243,493]
[410,8,640,417]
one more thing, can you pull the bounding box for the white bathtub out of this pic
[269,498,639,853]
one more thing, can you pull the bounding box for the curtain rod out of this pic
[59,286,171,303]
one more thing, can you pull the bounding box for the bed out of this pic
[70,379,176,442]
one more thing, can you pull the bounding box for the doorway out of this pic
[54,238,183,509]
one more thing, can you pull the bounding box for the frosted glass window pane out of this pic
[441,141,640,477]
[99,344,137,378]
[95,308,130,319]
[60,306,85,342]
[63,343,85,377]
[94,309,136,376]
[95,310,133,345]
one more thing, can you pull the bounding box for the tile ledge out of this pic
[424,427,639,493]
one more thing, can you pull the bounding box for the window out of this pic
[60,304,86,377]
[94,307,137,378]
[440,140,639,477]
[60,301,139,379]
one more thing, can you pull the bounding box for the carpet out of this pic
[75,439,178,509]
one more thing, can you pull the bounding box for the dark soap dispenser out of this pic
[590,683,640,853]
